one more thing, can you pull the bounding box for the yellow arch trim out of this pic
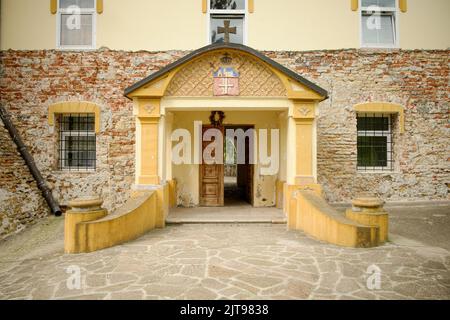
[354,102,405,133]
[48,101,101,133]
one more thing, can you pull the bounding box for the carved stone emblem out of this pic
[144,105,156,114]
[213,67,239,96]
[298,107,311,116]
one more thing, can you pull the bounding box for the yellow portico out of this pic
[124,43,328,210]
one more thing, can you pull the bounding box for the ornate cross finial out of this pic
[217,20,236,43]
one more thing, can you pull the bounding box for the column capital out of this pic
[133,97,161,118]
[292,101,317,120]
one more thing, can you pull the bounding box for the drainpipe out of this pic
[0,105,62,216]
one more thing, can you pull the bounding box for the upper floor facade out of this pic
[1,0,449,51]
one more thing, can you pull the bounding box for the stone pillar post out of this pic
[293,101,317,185]
[345,196,389,244]
[134,98,161,186]
[137,117,160,184]
[64,197,107,254]
[284,101,318,218]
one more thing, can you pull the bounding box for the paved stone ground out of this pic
[0,204,449,300]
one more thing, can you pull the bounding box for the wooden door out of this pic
[245,139,254,205]
[199,125,224,206]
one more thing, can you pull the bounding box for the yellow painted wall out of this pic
[1,0,55,50]
[248,0,358,50]
[399,0,450,49]
[171,110,285,207]
[1,0,449,50]
[96,0,206,51]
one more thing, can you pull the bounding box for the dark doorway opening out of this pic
[224,125,254,206]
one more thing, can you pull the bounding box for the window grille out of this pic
[58,113,96,171]
[357,113,393,171]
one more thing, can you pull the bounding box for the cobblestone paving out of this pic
[0,224,449,300]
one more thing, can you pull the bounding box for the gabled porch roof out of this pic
[124,43,329,100]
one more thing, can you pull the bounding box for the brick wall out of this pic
[0,48,448,238]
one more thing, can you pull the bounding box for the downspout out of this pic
[0,105,62,216]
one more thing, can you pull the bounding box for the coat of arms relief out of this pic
[213,67,240,96]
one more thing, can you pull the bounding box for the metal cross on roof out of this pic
[217,20,236,43]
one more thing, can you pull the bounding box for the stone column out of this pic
[293,101,317,185]
[284,101,319,218]
[64,197,107,254]
[165,112,174,182]
[134,98,161,186]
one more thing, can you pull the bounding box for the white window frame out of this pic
[207,0,248,45]
[359,0,399,48]
[357,113,393,172]
[56,0,97,50]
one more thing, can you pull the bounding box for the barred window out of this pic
[58,114,96,170]
[357,114,393,171]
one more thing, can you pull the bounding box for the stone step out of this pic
[166,218,287,225]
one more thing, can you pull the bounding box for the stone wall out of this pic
[264,49,449,202]
[0,118,49,239]
[0,48,448,233]
[0,49,187,217]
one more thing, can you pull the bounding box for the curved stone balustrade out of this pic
[64,182,173,253]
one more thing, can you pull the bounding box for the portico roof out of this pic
[124,43,328,100]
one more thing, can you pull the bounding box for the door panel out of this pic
[245,135,254,205]
[246,163,254,205]
[200,125,224,206]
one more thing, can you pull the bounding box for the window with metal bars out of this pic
[58,113,96,170]
[357,113,393,171]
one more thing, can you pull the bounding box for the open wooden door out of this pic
[199,125,224,206]
[245,162,254,205]
[244,134,254,205]
[236,127,254,205]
